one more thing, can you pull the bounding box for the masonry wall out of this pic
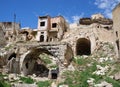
[62,23,114,55]
[0,22,20,35]
[49,16,67,41]
[112,3,120,58]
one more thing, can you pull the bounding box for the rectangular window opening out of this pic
[40,22,45,26]
[52,23,57,28]
[41,32,44,34]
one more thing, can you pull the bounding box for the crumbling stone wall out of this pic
[12,42,73,75]
[0,27,6,48]
[62,23,114,56]
[113,3,120,58]
[79,16,113,25]
[0,22,20,42]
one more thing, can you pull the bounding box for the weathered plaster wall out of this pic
[36,16,50,42]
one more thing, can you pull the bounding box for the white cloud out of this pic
[63,16,70,23]
[94,0,120,18]
[72,13,84,23]
[63,13,84,23]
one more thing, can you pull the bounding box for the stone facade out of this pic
[112,3,120,58]
[0,22,20,33]
[0,22,20,42]
[17,42,73,76]
[63,14,113,56]
[49,16,67,41]
[36,16,51,42]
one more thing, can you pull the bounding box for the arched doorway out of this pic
[76,38,91,55]
[21,48,56,77]
[40,35,44,42]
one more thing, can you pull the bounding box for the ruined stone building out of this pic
[113,3,120,58]
[62,14,113,56]
[0,12,118,78]
[36,15,68,42]
[0,22,20,42]
[19,27,37,41]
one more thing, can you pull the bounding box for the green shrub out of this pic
[5,45,12,50]
[105,77,120,87]
[20,77,34,84]
[39,53,52,64]
[37,80,51,87]
[0,74,10,87]
[73,56,90,65]
[109,44,114,50]
[49,64,58,69]
[62,62,99,87]
[43,58,52,64]
[0,81,11,87]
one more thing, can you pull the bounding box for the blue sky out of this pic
[0,0,120,28]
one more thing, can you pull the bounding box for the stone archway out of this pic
[21,48,54,77]
[76,38,91,55]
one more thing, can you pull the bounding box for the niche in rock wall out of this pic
[76,38,91,55]
[8,53,16,60]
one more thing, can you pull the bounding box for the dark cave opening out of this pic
[51,68,59,79]
[33,62,49,77]
[8,53,16,60]
[76,38,91,55]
